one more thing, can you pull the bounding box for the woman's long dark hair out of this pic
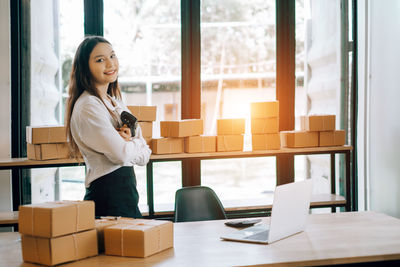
[65,36,122,158]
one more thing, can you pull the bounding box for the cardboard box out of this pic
[27,143,70,160]
[26,126,67,144]
[21,229,98,266]
[138,122,153,138]
[127,106,157,122]
[319,130,346,146]
[252,134,281,150]
[151,138,184,154]
[217,119,245,135]
[95,217,137,253]
[144,138,152,146]
[160,119,203,138]
[280,131,319,148]
[104,219,173,258]
[250,101,279,118]
[217,135,244,152]
[300,115,336,131]
[184,136,216,153]
[251,117,279,134]
[19,201,95,238]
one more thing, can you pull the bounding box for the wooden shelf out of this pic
[0,211,18,225]
[0,145,352,168]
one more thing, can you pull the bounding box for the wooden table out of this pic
[1,211,400,266]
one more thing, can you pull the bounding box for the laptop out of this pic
[220,179,313,244]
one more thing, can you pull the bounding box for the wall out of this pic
[359,0,400,218]
[0,0,12,216]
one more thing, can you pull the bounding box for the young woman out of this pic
[65,36,151,218]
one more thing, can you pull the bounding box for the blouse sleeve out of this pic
[75,100,151,166]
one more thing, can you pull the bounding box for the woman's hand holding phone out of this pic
[117,125,131,141]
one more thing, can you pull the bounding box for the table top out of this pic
[0,146,353,168]
[1,211,400,266]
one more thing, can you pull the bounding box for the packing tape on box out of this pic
[222,136,228,151]
[119,225,127,256]
[33,236,39,262]
[73,234,78,260]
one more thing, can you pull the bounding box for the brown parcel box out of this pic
[280,131,319,148]
[138,121,153,138]
[250,101,279,118]
[151,138,184,154]
[251,117,279,134]
[252,133,281,150]
[26,126,67,144]
[127,106,157,121]
[319,130,346,146]
[27,143,70,160]
[300,115,336,132]
[160,119,204,138]
[217,119,245,135]
[95,217,138,253]
[217,135,244,152]
[184,135,216,153]
[19,201,95,238]
[104,220,174,258]
[21,229,98,266]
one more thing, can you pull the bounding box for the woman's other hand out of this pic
[117,125,131,141]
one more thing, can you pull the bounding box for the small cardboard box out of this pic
[104,220,174,258]
[138,122,153,138]
[251,117,279,134]
[95,217,137,253]
[127,106,157,122]
[319,130,346,146]
[252,133,281,150]
[184,136,216,153]
[27,143,70,160]
[151,138,184,154]
[250,101,279,118]
[280,131,319,148]
[217,135,244,152]
[217,119,245,135]
[160,119,203,138]
[19,201,95,238]
[300,115,336,132]
[21,229,98,266]
[26,126,67,144]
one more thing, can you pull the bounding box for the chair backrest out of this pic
[174,186,227,222]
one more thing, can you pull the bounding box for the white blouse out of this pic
[70,90,151,188]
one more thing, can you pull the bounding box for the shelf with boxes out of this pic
[0,102,354,219]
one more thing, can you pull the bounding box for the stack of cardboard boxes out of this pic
[151,119,205,154]
[216,118,245,152]
[301,115,346,147]
[19,201,98,266]
[280,115,345,148]
[26,126,71,160]
[127,106,157,146]
[250,101,281,150]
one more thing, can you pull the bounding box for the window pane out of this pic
[201,0,276,202]
[153,161,182,212]
[104,0,182,207]
[295,0,343,213]
[29,1,84,203]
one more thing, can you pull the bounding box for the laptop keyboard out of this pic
[244,230,269,241]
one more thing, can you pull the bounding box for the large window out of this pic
[19,0,353,214]
[104,0,182,208]
[200,0,278,202]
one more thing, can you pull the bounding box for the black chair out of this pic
[174,186,227,222]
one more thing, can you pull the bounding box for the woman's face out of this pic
[88,42,119,89]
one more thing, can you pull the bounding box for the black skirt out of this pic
[84,166,142,218]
